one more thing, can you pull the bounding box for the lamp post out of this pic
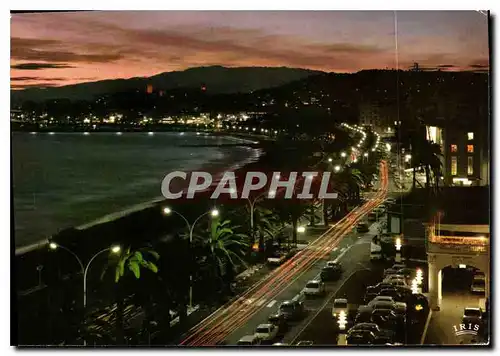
[247,191,273,250]
[163,206,219,308]
[395,236,402,263]
[337,310,348,345]
[49,242,121,345]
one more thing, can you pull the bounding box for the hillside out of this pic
[11,66,323,103]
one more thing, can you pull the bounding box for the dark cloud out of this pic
[11,76,65,81]
[11,83,59,89]
[468,59,489,69]
[11,37,126,63]
[11,62,75,70]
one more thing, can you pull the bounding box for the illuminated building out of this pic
[425,187,489,311]
[146,84,153,94]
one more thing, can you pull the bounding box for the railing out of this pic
[427,232,489,254]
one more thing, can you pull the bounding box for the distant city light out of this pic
[334,165,341,172]
[340,152,347,158]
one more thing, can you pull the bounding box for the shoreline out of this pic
[14,133,265,256]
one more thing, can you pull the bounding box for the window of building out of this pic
[451,144,458,153]
[468,156,474,175]
[451,156,457,176]
[468,132,474,140]
[467,145,474,153]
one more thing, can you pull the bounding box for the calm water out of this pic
[12,132,259,248]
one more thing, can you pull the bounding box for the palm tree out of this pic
[101,246,159,345]
[270,198,311,246]
[195,219,249,296]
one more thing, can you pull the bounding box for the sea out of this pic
[12,131,261,248]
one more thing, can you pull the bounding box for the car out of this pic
[391,263,406,270]
[296,340,313,346]
[325,260,342,270]
[383,268,402,277]
[370,309,402,329]
[368,296,407,312]
[278,300,305,321]
[268,312,287,331]
[254,323,279,341]
[355,305,374,324]
[348,323,394,342]
[379,288,405,302]
[237,335,261,346]
[368,212,378,222]
[332,298,349,319]
[371,300,406,315]
[462,307,483,324]
[471,279,486,294]
[302,280,325,296]
[390,280,409,288]
[383,274,406,283]
[346,330,377,345]
[321,265,342,281]
[357,222,370,233]
[367,282,396,294]
[473,272,486,281]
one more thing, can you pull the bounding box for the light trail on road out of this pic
[180,160,388,346]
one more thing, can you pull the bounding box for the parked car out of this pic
[390,280,409,288]
[254,323,279,342]
[471,279,486,294]
[371,300,406,316]
[357,222,370,233]
[367,282,396,294]
[346,330,377,345]
[473,272,486,281]
[368,296,407,312]
[379,288,405,302]
[383,274,406,283]
[348,323,394,343]
[355,305,374,324]
[370,309,402,330]
[332,298,349,319]
[462,307,483,325]
[302,280,325,296]
[237,335,261,346]
[279,300,305,321]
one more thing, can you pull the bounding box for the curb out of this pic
[420,309,433,344]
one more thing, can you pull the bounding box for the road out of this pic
[179,160,389,346]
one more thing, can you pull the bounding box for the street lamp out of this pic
[328,157,333,162]
[162,206,219,308]
[340,152,347,158]
[334,165,341,172]
[395,237,402,263]
[363,152,369,157]
[48,241,121,345]
[297,226,306,233]
[411,278,418,294]
[338,310,347,331]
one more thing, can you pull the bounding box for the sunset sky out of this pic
[10,11,489,89]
